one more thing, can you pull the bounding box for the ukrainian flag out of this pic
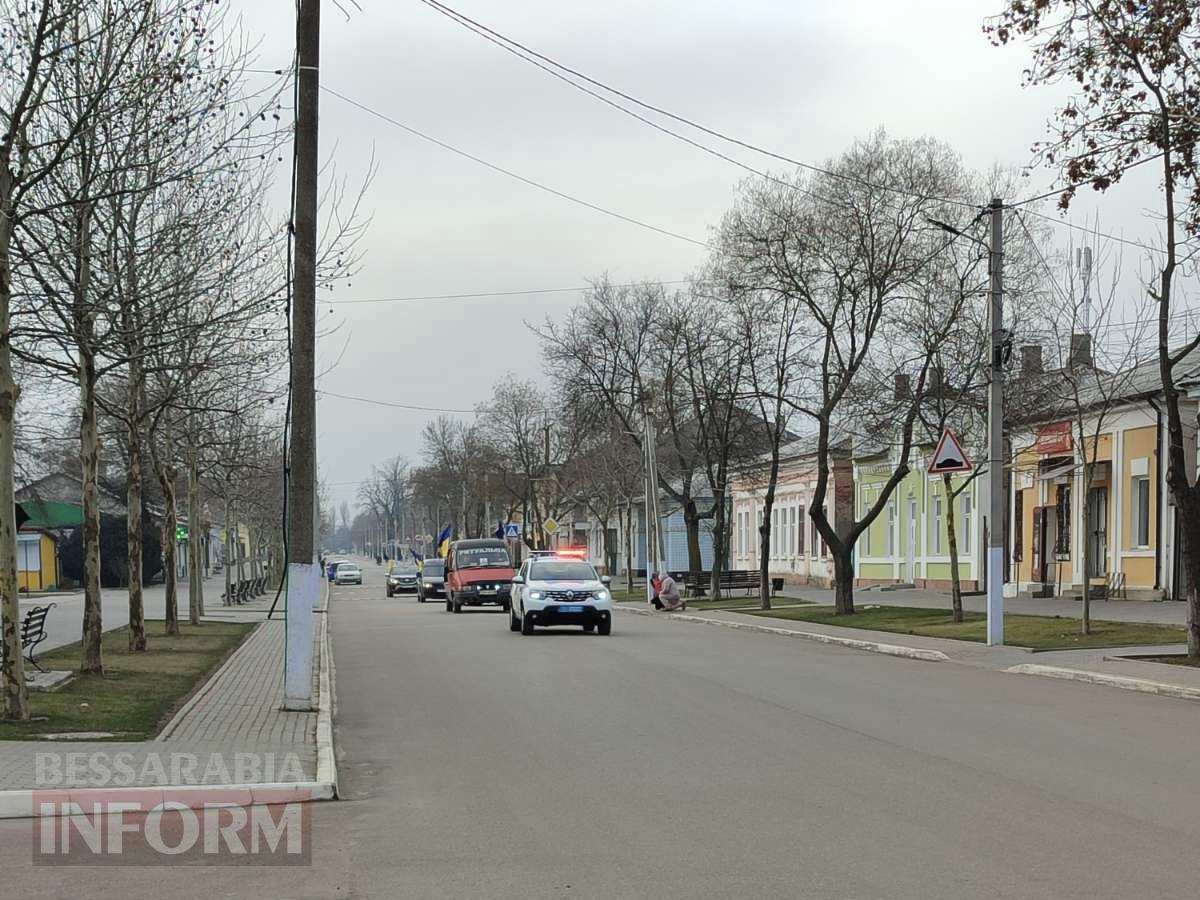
[437,526,452,559]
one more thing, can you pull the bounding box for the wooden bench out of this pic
[681,570,779,598]
[12,603,55,673]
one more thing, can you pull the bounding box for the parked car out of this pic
[326,557,348,582]
[386,562,418,597]
[334,561,362,585]
[416,558,445,603]
[510,555,612,635]
[444,539,513,614]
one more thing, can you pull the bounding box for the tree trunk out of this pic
[157,464,179,636]
[78,358,104,675]
[683,497,703,587]
[943,475,963,624]
[758,507,772,611]
[833,549,856,616]
[1080,473,1092,636]
[224,497,233,605]
[624,497,634,593]
[0,203,28,718]
[1177,488,1200,657]
[126,399,146,651]
[709,485,727,600]
[187,450,202,625]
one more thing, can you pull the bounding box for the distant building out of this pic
[729,437,853,588]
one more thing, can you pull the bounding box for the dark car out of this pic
[386,562,419,597]
[416,558,445,603]
[444,539,513,614]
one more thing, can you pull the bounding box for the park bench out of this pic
[681,570,781,598]
[3,603,55,673]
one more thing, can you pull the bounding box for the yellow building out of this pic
[15,500,78,592]
[1008,351,1198,600]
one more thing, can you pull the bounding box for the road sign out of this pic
[542,517,559,536]
[928,428,972,475]
[504,523,521,539]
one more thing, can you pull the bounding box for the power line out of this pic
[322,85,711,249]
[1007,152,1165,209]
[1018,206,1161,254]
[417,0,977,211]
[317,389,476,414]
[326,279,691,305]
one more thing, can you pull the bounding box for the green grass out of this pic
[0,620,254,740]
[740,605,1186,651]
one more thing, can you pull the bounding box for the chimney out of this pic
[1020,345,1043,376]
[893,373,911,400]
[928,366,944,396]
[1068,333,1093,369]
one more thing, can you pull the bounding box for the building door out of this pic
[1086,487,1108,579]
[1032,506,1047,584]
[906,497,917,582]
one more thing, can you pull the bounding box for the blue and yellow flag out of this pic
[437,526,452,558]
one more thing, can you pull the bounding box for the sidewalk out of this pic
[619,601,1200,702]
[18,575,241,654]
[0,592,332,808]
[773,584,1187,626]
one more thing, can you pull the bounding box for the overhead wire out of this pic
[416,0,978,211]
[322,85,711,249]
[317,389,476,414]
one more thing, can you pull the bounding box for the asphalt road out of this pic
[4,561,1200,898]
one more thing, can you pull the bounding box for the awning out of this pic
[1038,462,1074,481]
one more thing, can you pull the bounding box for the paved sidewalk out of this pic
[0,595,321,792]
[771,584,1188,625]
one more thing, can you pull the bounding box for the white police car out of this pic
[509,555,613,635]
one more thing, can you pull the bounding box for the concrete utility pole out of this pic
[284,0,320,711]
[987,198,1005,646]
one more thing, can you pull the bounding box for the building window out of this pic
[797,505,806,556]
[932,496,943,555]
[817,506,828,557]
[1133,476,1150,547]
[961,493,972,555]
[886,501,895,557]
[863,511,872,557]
[1055,484,1072,556]
[17,536,39,573]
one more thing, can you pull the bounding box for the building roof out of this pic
[16,472,125,516]
[18,500,83,530]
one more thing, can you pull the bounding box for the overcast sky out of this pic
[230,0,1180,512]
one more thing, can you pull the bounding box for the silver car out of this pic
[334,562,362,585]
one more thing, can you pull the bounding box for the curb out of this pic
[0,584,339,820]
[617,605,950,662]
[1006,663,1200,703]
[315,582,338,797]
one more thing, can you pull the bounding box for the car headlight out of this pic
[529,590,544,601]
[423,582,433,588]
[593,588,610,602]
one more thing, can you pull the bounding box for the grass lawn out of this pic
[0,620,254,741]
[740,605,1186,651]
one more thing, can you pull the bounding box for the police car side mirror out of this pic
[511,576,524,585]
[601,575,612,586]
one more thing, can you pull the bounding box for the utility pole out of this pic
[284,0,320,711]
[987,198,1005,646]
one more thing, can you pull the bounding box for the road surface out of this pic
[3,561,1199,897]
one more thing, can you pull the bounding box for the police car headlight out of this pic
[529,590,544,602]
[593,589,610,602]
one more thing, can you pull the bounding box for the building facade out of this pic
[729,440,852,588]
[853,446,984,591]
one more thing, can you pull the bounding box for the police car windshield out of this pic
[457,548,509,569]
[531,561,595,582]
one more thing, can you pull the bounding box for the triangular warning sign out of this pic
[928,428,972,474]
